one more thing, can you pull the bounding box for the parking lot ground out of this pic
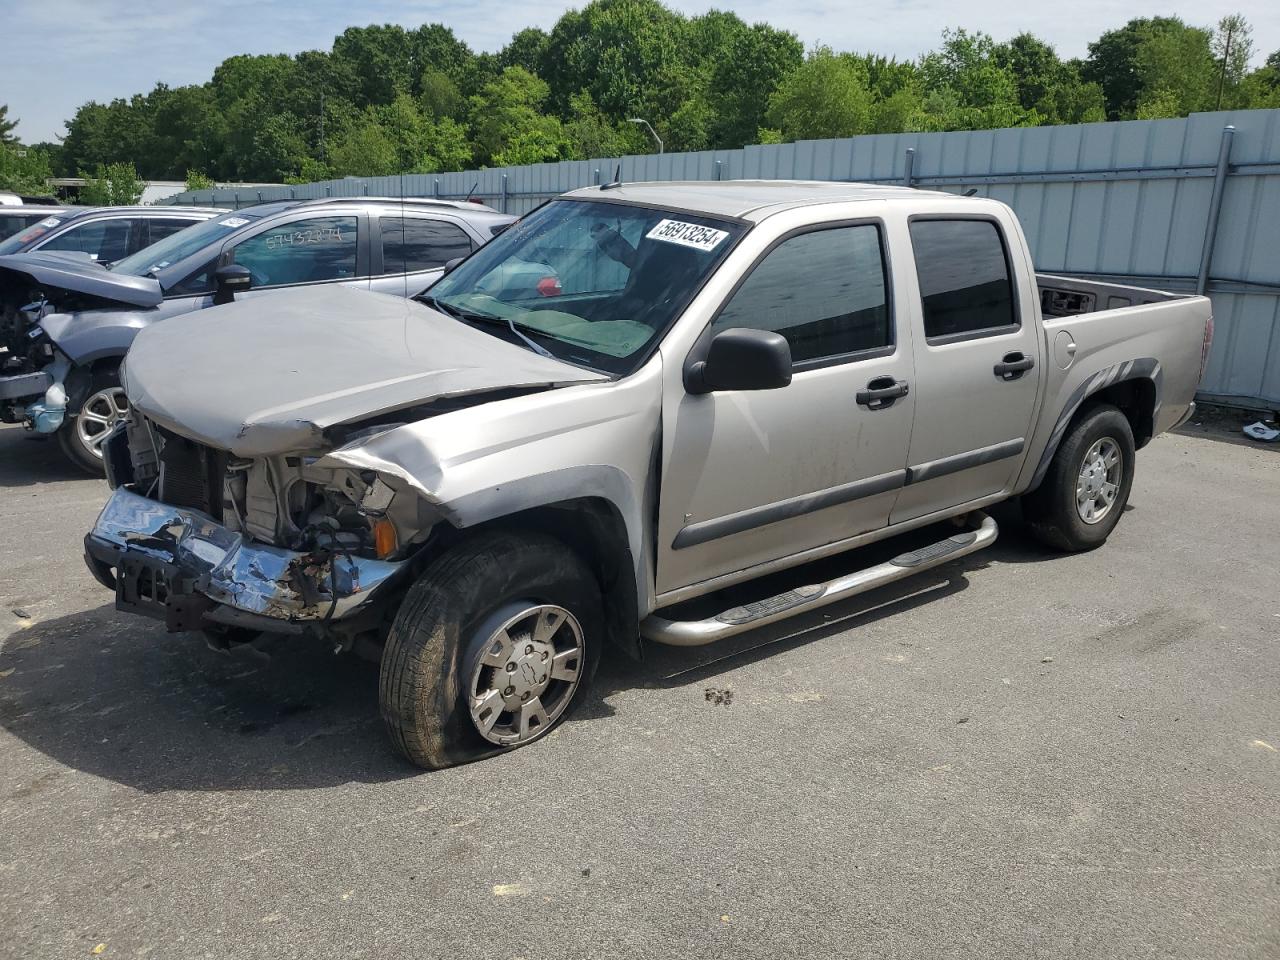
[1,416,1278,960]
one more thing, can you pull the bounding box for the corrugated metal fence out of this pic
[171,109,1280,408]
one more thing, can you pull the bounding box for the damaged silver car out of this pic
[84,181,1211,769]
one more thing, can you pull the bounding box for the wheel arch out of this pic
[1026,358,1161,493]
[426,487,645,660]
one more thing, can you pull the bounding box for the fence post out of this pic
[903,147,916,188]
[593,168,601,186]
[501,174,508,213]
[433,179,440,199]
[1197,125,1235,296]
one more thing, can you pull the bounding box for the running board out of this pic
[641,511,998,647]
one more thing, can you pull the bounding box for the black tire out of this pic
[379,531,602,770]
[57,365,126,476]
[1023,403,1136,552]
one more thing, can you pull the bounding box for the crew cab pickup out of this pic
[83,181,1212,769]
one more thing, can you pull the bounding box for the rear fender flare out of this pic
[1028,358,1161,491]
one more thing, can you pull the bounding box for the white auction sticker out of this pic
[219,216,249,228]
[38,217,62,228]
[645,219,728,252]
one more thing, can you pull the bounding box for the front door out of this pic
[891,215,1043,523]
[226,213,369,300]
[656,219,916,596]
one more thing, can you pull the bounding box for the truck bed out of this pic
[1037,273,1184,319]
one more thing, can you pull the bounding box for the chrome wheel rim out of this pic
[75,386,128,460]
[1076,437,1122,524]
[468,604,584,746]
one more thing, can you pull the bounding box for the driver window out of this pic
[231,216,358,287]
[714,224,891,365]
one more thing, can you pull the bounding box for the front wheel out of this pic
[1022,403,1136,552]
[57,366,128,475]
[379,532,602,770]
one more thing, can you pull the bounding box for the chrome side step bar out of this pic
[641,511,998,647]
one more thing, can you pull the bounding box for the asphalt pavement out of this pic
[1,415,1278,959]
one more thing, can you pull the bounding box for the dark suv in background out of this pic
[0,197,513,472]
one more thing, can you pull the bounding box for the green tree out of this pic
[766,48,874,141]
[0,144,53,194]
[564,92,631,159]
[79,162,144,205]
[1133,19,1216,117]
[185,169,215,191]
[707,22,804,148]
[469,67,566,166]
[995,35,1106,124]
[0,104,17,145]
[918,29,1035,129]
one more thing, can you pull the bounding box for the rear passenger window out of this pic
[147,218,202,245]
[713,224,891,364]
[380,217,472,274]
[909,219,1017,340]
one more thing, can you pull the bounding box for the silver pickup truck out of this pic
[83,181,1212,769]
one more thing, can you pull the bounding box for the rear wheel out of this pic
[58,366,127,475]
[379,531,602,770]
[1023,403,1135,552]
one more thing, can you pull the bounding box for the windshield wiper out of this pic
[420,295,555,359]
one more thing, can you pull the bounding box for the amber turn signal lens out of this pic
[373,519,398,559]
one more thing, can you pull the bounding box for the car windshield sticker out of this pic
[219,217,249,228]
[645,219,729,252]
[38,217,62,228]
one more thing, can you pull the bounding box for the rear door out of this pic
[370,214,476,298]
[656,216,915,595]
[891,214,1043,524]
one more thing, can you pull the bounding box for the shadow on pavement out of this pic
[0,603,416,792]
[0,423,93,488]
[0,504,1066,789]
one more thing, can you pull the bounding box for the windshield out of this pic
[426,199,745,374]
[0,214,66,254]
[111,213,259,279]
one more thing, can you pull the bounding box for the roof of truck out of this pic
[562,179,954,222]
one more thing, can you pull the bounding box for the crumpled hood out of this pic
[0,252,162,308]
[124,285,607,456]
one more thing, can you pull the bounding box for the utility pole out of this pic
[319,91,326,163]
[1215,22,1235,111]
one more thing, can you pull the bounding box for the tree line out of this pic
[2,2,1279,194]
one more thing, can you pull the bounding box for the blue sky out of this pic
[4,0,1278,144]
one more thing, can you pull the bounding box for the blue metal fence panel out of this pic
[167,109,1280,406]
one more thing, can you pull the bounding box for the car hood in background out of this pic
[0,252,162,308]
[124,286,608,457]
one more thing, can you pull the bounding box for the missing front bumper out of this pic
[84,486,404,632]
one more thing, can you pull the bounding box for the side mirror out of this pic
[442,257,465,276]
[213,264,252,305]
[685,328,793,394]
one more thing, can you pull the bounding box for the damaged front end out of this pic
[84,414,436,640]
